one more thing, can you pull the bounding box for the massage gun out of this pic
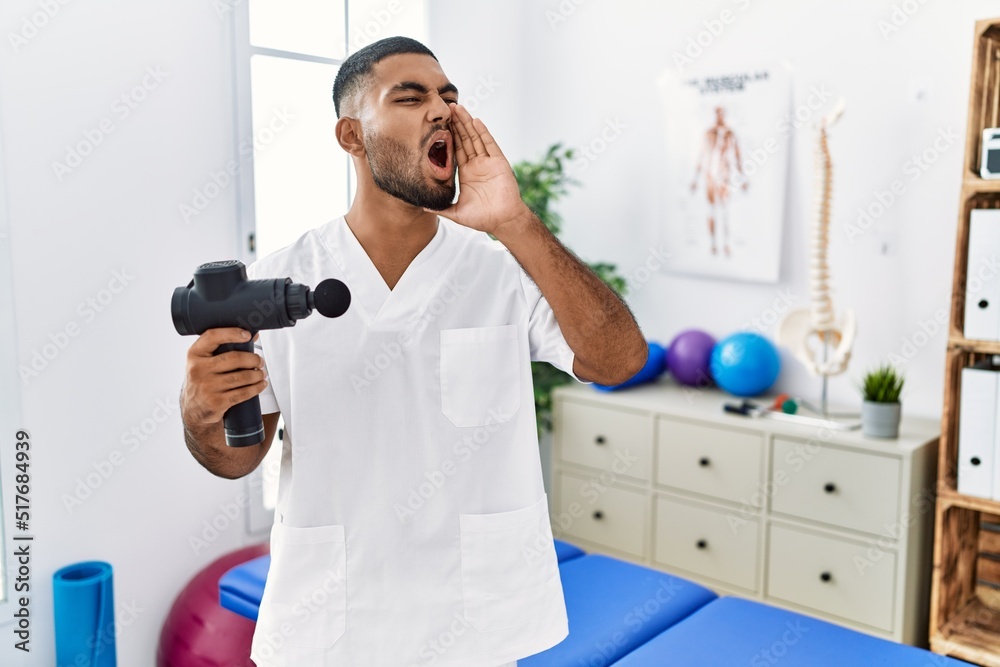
[171,259,351,447]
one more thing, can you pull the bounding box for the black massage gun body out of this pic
[171,260,349,447]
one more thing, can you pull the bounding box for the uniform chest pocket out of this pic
[440,324,521,428]
[257,516,347,650]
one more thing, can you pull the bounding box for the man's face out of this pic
[361,53,458,211]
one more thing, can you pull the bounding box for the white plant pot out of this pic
[862,400,901,439]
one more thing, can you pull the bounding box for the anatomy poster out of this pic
[657,63,791,282]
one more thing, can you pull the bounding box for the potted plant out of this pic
[859,362,905,438]
[511,143,628,436]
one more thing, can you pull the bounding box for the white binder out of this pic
[957,366,997,499]
[964,209,1000,341]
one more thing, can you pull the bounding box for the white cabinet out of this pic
[767,523,897,632]
[557,469,647,558]
[550,379,940,646]
[557,400,653,482]
[770,437,902,536]
[656,417,764,505]
[654,495,759,592]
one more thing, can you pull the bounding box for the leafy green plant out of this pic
[513,143,629,434]
[859,363,905,403]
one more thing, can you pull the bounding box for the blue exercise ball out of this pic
[593,341,668,391]
[710,332,781,397]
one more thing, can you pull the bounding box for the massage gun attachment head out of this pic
[287,279,351,320]
[311,278,352,318]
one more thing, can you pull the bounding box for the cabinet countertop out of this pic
[553,377,941,455]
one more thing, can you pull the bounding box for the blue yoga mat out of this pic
[52,560,116,667]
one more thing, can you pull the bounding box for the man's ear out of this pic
[335,117,365,157]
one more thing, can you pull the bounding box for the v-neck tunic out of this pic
[245,215,590,666]
[329,215,448,326]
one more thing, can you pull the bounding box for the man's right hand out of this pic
[181,327,268,427]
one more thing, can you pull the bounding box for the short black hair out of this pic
[332,36,438,118]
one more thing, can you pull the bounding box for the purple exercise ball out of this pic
[667,329,716,387]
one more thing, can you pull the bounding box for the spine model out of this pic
[811,118,835,332]
[777,99,856,377]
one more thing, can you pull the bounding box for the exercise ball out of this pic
[710,332,781,397]
[666,330,716,387]
[157,543,268,667]
[593,340,668,391]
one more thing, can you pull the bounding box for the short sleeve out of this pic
[246,260,280,415]
[518,267,593,385]
[253,336,280,415]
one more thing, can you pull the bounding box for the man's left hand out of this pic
[431,103,529,235]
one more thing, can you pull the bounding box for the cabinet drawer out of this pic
[557,400,652,482]
[771,438,901,537]
[766,523,896,632]
[556,470,646,558]
[657,417,763,504]
[654,496,758,592]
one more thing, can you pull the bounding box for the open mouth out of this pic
[428,139,448,169]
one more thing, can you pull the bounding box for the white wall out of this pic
[427,1,527,174]
[0,1,262,664]
[502,0,995,419]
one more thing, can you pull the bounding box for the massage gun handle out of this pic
[214,339,265,448]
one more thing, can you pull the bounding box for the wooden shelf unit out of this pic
[939,488,1000,515]
[963,178,1000,194]
[930,16,1000,666]
[949,337,1000,355]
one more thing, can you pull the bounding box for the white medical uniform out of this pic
[245,215,591,667]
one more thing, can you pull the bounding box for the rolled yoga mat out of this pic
[53,560,116,667]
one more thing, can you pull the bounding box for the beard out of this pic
[365,129,456,211]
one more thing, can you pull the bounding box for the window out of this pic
[229,0,428,533]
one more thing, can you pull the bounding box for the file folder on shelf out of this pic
[958,364,999,499]
[964,209,1000,341]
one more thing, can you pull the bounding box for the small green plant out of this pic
[859,363,905,403]
[513,143,629,435]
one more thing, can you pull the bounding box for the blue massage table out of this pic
[610,595,972,666]
[217,538,589,622]
[219,539,972,666]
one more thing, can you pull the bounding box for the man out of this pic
[690,105,748,257]
[180,36,646,666]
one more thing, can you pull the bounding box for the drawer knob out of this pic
[595,435,606,445]
[696,539,708,550]
[972,456,982,466]
[820,571,833,583]
[980,299,990,309]
[593,510,604,520]
[824,482,837,494]
[699,457,711,467]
